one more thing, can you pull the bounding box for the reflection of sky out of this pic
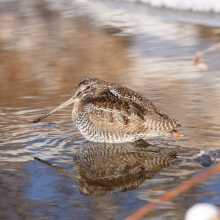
[200,174,220,205]
[25,161,61,201]
[22,161,91,219]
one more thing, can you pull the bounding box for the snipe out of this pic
[35,141,179,196]
[33,78,182,142]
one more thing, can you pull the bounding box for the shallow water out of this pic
[0,0,220,219]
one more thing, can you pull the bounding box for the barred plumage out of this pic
[72,78,181,142]
[73,141,178,195]
[34,141,179,196]
[33,77,182,142]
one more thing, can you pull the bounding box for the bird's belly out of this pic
[72,111,168,143]
[73,112,134,143]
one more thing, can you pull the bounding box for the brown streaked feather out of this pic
[85,96,145,125]
[77,82,180,135]
[104,111,113,123]
[129,102,145,122]
[115,112,128,125]
[34,77,181,143]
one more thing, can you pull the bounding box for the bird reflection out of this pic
[35,140,179,196]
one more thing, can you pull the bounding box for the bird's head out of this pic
[33,78,106,123]
[75,78,105,99]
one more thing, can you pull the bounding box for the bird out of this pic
[33,77,182,143]
[35,141,179,196]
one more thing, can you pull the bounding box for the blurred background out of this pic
[0,0,220,219]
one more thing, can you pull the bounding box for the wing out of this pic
[80,83,180,135]
[104,83,181,131]
[85,95,146,134]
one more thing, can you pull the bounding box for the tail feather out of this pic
[159,118,180,131]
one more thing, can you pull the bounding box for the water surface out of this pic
[0,0,220,219]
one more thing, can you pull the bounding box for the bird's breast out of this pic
[72,99,84,121]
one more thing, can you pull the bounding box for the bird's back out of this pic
[73,82,180,142]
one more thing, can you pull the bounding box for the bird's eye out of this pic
[86,86,90,89]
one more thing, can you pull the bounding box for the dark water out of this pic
[0,1,220,219]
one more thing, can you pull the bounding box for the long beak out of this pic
[33,96,76,123]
